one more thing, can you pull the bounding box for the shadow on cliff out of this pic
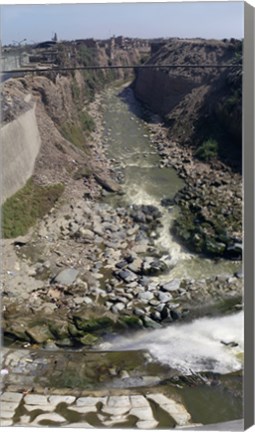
[191,70,242,174]
[117,84,163,125]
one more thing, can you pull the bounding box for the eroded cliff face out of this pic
[133,38,242,169]
[1,42,143,203]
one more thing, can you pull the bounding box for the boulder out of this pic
[111,302,125,313]
[79,334,99,346]
[142,316,161,329]
[142,259,167,276]
[53,268,79,286]
[161,197,175,207]
[72,314,114,334]
[128,258,143,274]
[138,291,154,302]
[115,269,138,283]
[161,279,180,292]
[157,292,173,303]
[94,172,122,193]
[26,325,53,344]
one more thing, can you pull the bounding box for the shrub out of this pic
[195,139,218,162]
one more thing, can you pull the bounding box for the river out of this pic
[98,84,243,422]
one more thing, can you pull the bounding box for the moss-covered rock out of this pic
[79,333,99,346]
[48,320,69,340]
[116,315,144,330]
[73,315,114,333]
[26,324,53,344]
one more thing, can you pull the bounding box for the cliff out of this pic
[1,42,143,203]
[133,38,242,170]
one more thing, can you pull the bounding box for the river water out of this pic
[102,85,241,280]
[99,84,243,422]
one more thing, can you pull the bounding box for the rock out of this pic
[142,259,167,276]
[170,310,181,321]
[116,269,137,283]
[48,320,69,340]
[111,302,125,313]
[149,299,160,307]
[161,197,175,207]
[138,291,154,302]
[150,311,161,321]
[55,338,74,347]
[79,334,99,346]
[117,316,143,329]
[205,239,226,255]
[142,316,161,329]
[94,172,122,193]
[161,279,180,292]
[84,296,93,305]
[227,242,242,258]
[72,313,114,333]
[26,325,53,344]
[160,305,171,320]
[119,370,130,379]
[115,260,127,269]
[147,283,157,292]
[139,277,150,287]
[53,268,79,286]
[134,308,146,317]
[157,292,173,303]
[132,244,148,254]
[76,228,95,241]
[128,258,143,274]
[235,271,243,279]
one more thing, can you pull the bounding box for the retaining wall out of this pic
[1,104,41,204]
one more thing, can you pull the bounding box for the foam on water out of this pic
[100,312,244,374]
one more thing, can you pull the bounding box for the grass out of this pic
[60,110,95,153]
[79,111,95,133]
[2,179,64,238]
[60,121,85,150]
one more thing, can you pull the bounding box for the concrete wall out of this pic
[1,104,41,204]
[0,52,30,71]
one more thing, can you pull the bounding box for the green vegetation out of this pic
[79,111,95,133]
[195,139,218,162]
[71,80,80,102]
[2,179,64,238]
[60,108,95,152]
[60,121,86,150]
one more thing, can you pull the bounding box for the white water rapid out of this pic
[100,311,244,375]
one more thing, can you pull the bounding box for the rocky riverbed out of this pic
[144,120,242,259]
[2,84,243,351]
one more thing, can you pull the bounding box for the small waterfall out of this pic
[100,312,243,375]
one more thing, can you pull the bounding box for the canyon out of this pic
[1,38,243,428]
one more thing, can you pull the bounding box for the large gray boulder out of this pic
[54,268,79,286]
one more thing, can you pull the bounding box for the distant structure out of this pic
[52,33,58,42]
